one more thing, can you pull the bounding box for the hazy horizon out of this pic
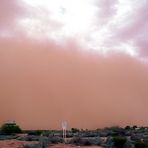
[0,0,148,129]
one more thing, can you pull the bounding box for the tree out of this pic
[0,122,22,134]
[133,125,138,129]
[71,128,80,133]
[125,126,131,130]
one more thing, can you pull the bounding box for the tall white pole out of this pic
[62,121,67,143]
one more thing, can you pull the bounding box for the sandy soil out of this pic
[0,140,38,148]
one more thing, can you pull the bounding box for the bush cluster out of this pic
[0,123,22,134]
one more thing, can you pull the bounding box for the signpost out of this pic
[61,121,67,143]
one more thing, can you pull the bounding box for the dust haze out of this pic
[0,39,148,129]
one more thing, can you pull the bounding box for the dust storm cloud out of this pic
[0,39,148,129]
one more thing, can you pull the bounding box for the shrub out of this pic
[17,135,40,141]
[69,137,83,146]
[49,136,63,144]
[0,122,22,134]
[135,142,147,148]
[133,125,138,129]
[71,128,80,133]
[113,136,127,148]
[69,137,101,146]
[20,137,50,148]
[34,130,43,136]
[125,126,131,130]
[27,130,43,136]
[83,139,92,146]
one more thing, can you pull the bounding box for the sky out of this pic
[0,0,148,129]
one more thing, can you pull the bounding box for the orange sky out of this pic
[0,0,148,130]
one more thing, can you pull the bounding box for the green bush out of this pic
[135,142,147,148]
[113,136,127,148]
[71,128,80,133]
[28,130,43,136]
[0,123,22,134]
[125,126,131,130]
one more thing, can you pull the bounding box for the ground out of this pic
[0,140,38,148]
[0,140,103,148]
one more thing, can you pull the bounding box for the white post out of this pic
[62,121,67,143]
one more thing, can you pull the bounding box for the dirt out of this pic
[0,140,38,148]
[0,141,103,148]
